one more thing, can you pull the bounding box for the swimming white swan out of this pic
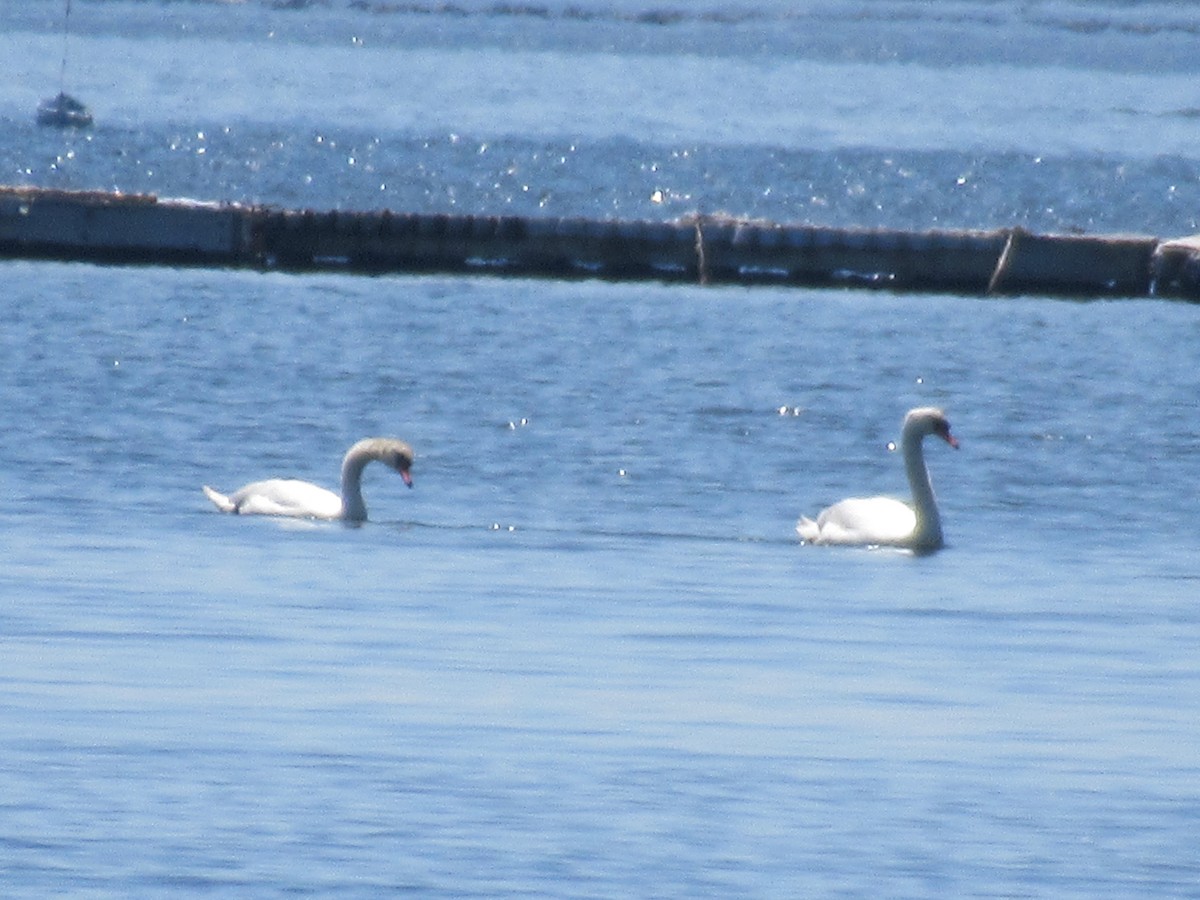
[797,407,958,551]
[202,437,414,522]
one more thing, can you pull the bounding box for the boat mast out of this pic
[57,0,73,96]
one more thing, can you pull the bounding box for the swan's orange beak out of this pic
[400,468,413,487]
[944,433,960,449]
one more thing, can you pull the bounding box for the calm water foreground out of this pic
[2,261,1199,895]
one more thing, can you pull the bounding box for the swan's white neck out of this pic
[902,426,943,550]
[335,437,414,522]
[339,444,374,522]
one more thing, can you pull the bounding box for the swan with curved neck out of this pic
[202,437,414,522]
[797,407,958,551]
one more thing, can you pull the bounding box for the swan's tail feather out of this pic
[796,516,819,542]
[202,485,237,513]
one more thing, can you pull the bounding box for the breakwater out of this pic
[2,185,1199,299]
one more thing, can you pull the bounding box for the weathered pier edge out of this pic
[4,185,1200,300]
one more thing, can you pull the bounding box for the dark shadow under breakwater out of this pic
[2,185,1198,299]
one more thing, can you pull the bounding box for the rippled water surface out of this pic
[4,1,1200,896]
[4,262,1200,896]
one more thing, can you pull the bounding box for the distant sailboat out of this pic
[37,0,93,128]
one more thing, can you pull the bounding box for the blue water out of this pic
[4,1,1200,896]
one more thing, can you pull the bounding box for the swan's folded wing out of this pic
[807,496,916,546]
[228,479,343,519]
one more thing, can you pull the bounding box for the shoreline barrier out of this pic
[1,185,1197,299]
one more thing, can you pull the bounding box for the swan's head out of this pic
[383,441,415,487]
[350,437,415,487]
[904,407,959,449]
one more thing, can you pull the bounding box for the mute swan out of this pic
[202,437,414,522]
[797,407,958,551]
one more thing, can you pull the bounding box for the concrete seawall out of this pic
[3,185,1198,299]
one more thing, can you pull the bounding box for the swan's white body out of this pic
[797,407,958,551]
[203,437,414,522]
